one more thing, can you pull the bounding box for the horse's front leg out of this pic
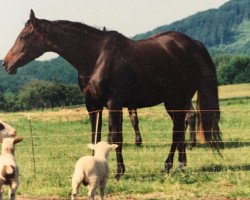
[108,105,124,179]
[128,108,142,146]
[86,102,103,144]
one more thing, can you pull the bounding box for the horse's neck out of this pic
[46,28,104,74]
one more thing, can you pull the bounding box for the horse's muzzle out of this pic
[2,61,6,67]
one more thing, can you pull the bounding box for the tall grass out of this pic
[0,85,249,199]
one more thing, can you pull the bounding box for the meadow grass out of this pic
[0,84,249,199]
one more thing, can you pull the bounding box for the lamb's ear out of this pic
[0,138,3,143]
[110,144,118,150]
[14,136,23,144]
[87,143,95,150]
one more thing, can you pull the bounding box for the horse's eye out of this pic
[0,123,4,131]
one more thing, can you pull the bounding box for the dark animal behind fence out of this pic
[3,10,223,179]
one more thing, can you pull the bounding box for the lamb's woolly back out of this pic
[71,141,118,200]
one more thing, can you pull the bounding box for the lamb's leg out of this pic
[71,172,83,200]
[9,181,18,200]
[99,180,107,200]
[88,183,98,200]
[0,185,3,200]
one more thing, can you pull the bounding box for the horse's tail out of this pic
[196,42,224,153]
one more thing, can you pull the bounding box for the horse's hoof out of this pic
[135,141,142,147]
[115,167,125,180]
[114,173,122,180]
[135,137,142,146]
[188,142,197,149]
[164,163,173,174]
[160,169,168,174]
[177,163,186,171]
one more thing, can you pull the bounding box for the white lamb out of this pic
[0,137,23,200]
[71,141,118,200]
[0,121,17,139]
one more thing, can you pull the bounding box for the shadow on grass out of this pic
[185,141,250,151]
[123,141,250,149]
[198,164,250,172]
[223,141,250,148]
[120,172,165,182]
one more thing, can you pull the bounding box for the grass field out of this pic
[0,83,250,200]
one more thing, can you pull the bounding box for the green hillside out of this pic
[133,0,250,55]
[0,57,77,93]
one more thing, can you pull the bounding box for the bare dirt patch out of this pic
[16,193,250,200]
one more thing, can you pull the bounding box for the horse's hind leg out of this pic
[164,103,186,173]
[128,108,142,146]
[187,112,197,149]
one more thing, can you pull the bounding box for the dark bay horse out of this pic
[3,10,223,178]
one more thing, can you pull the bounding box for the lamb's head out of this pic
[0,121,17,139]
[1,137,23,155]
[88,141,118,159]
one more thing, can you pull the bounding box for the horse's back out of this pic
[99,31,212,108]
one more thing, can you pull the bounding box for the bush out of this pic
[0,80,84,111]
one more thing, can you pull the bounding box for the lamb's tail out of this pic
[1,165,15,181]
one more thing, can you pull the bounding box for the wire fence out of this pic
[1,106,249,197]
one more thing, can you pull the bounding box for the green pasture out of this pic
[0,83,250,199]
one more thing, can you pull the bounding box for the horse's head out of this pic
[0,121,17,139]
[3,10,47,74]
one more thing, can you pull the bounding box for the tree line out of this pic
[0,80,84,112]
[215,55,250,85]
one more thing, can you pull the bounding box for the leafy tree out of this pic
[17,80,84,110]
[217,55,250,85]
[0,93,7,111]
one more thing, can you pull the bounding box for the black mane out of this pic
[36,18,105,37]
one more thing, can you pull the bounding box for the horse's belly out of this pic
[123,91,167,108]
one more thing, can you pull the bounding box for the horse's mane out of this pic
[36,18,106,37]
[54,20,104,34]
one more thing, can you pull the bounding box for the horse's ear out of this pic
[30,9,36,24]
